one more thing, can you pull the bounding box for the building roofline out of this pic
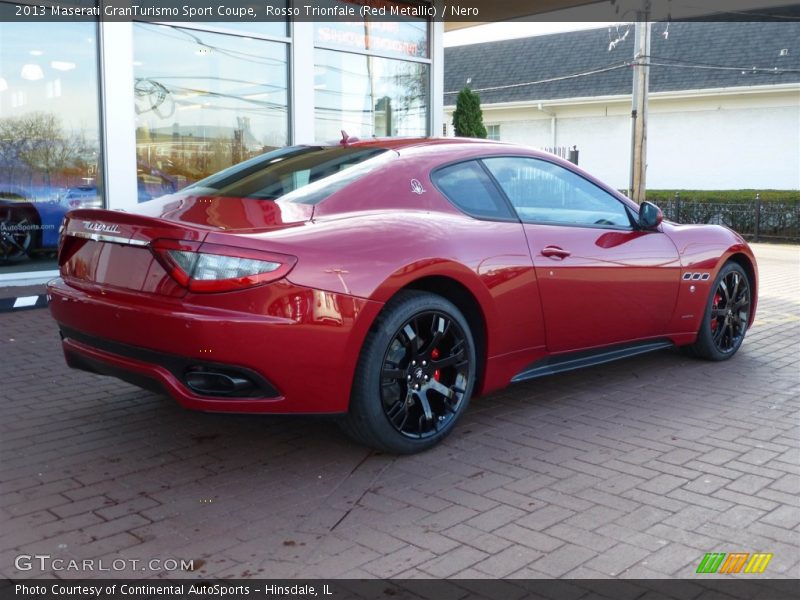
[443,82,800,110]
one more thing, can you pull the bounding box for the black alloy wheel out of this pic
[686,261,752,360]
[0,207,34,261]
[380,310,471,439]
[709,267,751,353]
[342,291,476,454]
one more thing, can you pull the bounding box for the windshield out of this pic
[183,145,395,204]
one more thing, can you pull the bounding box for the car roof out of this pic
[336,136,565,161]
[334,136,511,151]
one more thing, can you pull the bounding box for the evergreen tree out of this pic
[452,87,487,138]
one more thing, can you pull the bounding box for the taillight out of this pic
[151,239,297,293]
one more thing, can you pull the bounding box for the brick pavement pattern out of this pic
[1,244,798,579]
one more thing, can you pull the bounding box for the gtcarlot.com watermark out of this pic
[15,554,194,573]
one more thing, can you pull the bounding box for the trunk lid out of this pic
[59,196,312,296]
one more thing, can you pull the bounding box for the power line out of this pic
[445,58,800,97]
[646,55,800,74]
[444,63,631,96]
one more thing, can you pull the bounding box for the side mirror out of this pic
[638,201,663,230]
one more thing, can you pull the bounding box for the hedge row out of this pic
[647,190,799,204]
[643,191,799,241]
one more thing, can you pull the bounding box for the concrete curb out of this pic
[0,294,48,313]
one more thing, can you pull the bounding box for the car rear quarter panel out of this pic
[224,209,546,371]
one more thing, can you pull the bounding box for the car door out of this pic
[483,156,681,353]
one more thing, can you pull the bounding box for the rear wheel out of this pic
[342,291,476,454]
[686,262,752,360]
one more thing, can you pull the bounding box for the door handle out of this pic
[541,246,571,259]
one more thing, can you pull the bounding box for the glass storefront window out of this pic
[0,12,103,273]
[314,49,429,141]
[210,21,289,40]
[314,9,428,60]
[133,24,289,198]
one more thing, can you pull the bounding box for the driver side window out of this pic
[482,157,632,228]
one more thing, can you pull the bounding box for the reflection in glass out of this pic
[315,49,428,141]
[0,16,102,270]
[133,24,289,198]
[211,21,288,39]
[313,0,428,59]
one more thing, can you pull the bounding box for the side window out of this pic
[432,161,515,221]
[482,157,632,228]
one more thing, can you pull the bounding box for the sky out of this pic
[444,21,615,47]
[444,22,616,47]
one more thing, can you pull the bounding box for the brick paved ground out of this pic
[0,244,797,580]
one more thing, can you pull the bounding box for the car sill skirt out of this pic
[511,339,674,383]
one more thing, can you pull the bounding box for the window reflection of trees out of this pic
[315,52,428,139]
[133,24,288,193]
[0,112,96,199]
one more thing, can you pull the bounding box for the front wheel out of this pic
[685,261,752,360]
[341,291,476,454]
[0,206,35,262]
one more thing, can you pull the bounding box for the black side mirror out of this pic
[638,201,663,230]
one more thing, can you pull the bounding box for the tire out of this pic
[685,261,752,361]
[0,205,34,262]
[341,290,477,454]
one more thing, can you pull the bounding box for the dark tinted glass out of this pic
[185,145,394,204]
[432,161,514,221]
[483,157,631,228]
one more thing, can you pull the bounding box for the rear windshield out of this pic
[183,145,394,204]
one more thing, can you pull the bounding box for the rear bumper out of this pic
[48,277,383,414]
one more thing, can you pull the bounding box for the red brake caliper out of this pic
[711,293,722,331]
[431,348,441,381]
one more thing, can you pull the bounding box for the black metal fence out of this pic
[541,146,580,165]
[657,193,800,243]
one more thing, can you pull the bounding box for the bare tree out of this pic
[16,112,89,188]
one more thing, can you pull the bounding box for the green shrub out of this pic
[452,87,487,139]
[645,190,799,241]
[647,190,799,204]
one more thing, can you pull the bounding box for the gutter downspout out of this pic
[537,103,556,148]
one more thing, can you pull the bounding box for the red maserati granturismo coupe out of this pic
[48,138,757,453]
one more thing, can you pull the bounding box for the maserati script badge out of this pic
[83,221,121,233]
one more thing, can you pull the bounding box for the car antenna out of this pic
[340,130,359,145]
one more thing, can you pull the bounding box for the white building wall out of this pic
[647,104,799,189]
[446,88,800,190]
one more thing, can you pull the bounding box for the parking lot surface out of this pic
[1,244,798,579]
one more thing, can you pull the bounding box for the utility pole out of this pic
[629,12,651,203]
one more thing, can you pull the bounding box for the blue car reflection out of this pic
[0,172,175,262]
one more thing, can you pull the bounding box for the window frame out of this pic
[429,158,520,223]
[485,124,501,141]
[480,154,638,231]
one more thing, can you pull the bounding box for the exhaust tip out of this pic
[185,368,256,397]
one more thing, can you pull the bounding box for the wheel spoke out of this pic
[724,321,735,348]
[402,323,417,352]
[719,279,731,305]
[729,273,740,306]
[431,348,465,369]
[419,315,448,356]
[386,396,410,430]
[417,389,434,422]
[712,321,726,344]
[428,379,456,401]
[381,367,405,381]
[442,401,458,415]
